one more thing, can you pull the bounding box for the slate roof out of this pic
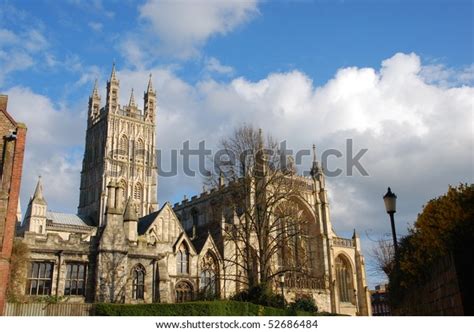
[46,211,92,228]
[137,204,166,235]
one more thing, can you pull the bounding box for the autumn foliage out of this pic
[389,184,474,306]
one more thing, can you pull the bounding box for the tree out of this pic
[206,124,314,292]
[6,239,29,302]
[388,184,474,308]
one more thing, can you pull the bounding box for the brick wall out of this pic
[392,253,464,315]
[0,95,27,315]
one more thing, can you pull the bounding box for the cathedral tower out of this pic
[78,64,158,226]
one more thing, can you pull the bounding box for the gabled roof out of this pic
[137,204,165,235]
[46,211,92,228]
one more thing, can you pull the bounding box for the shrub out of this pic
[289,298,318,314]
[95,300,294,316]
[230,284,286,309]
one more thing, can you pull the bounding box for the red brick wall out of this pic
[0,95,27,315]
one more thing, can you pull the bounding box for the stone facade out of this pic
[15,66,371,315]
[0,95,27,315]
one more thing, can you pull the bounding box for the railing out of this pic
[4,303,94,316]
[332,237,354,248]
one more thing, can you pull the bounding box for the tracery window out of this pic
[336,255,353,303]
[177,243,189,274]
[134,183,142,201]
[199,252,218,296]
[136,139,145,159]
[119,135,128,156]
[132,264,145,300]
[175,281,193,303]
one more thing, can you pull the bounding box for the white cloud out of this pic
[0,28,50,86]
[204,57,234,76]
[4,86,85,214]
[121,0,260,64]
[88,21,103,32]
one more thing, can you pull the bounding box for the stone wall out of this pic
[392,254,464,315]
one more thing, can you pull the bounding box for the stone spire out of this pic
[129,88,136,107]
[32,176,46,205]
[92,79,100,98]
[110,62,118,82]
[147,73,154,93]
[310,144,321,178]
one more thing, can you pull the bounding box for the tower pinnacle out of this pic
[129,88,136,107]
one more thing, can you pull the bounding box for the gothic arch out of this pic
[199,250,219,296]
[134,182,143,201]
[335,254,354,304]
[136,138,145,159]
[176,242,189,275]
[119,134,128,156]
[131,264,146,300]
[175,280,193,303]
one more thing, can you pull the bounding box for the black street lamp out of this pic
[383,187,398,254]
[279,274,285,304]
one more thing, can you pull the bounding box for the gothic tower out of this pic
[78,64,158,226]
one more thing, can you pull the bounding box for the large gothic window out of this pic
[134,183,142,201]
[136,139,145,159]
[119,135,128,156]
[177,243,189,274]
[199,251,218,296]
[336,255,353,303]
[175,281,193,303]
[132,264,145,300]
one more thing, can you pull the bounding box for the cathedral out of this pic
[17,65,371,315]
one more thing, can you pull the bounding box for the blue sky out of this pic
[1,0,473,287]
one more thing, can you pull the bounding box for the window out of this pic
[119,135,128,155]
[175,281,193,303]
[65,263,87,296]
[136,139,145,159]
[177,243,189,274]
[134,183,142,201]
[27,262,53,296]
[335,255,353,303]
[132,265,146,300]
[199,252,218,296]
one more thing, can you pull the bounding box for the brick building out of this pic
[0,95,27,315]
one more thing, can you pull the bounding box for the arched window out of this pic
[136,139,145,159]
[200,251,218,296]
[335,255,353,303]
[134,183,142,201]
[132,265,145,300]
[175,281,193,303]
[177,243,189,274]
[119,135,128,156]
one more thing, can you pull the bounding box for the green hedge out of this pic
[95,300,314,316]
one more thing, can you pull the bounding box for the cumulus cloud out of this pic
[121,0,260,64]
[6,53,472,288]
[109,53,473,235]
[4,86,85,216]
[0,28,49,86]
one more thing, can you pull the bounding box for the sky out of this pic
[1,0,473,288]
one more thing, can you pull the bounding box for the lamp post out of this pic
[279,274,285,304]
[383,187,398,254]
